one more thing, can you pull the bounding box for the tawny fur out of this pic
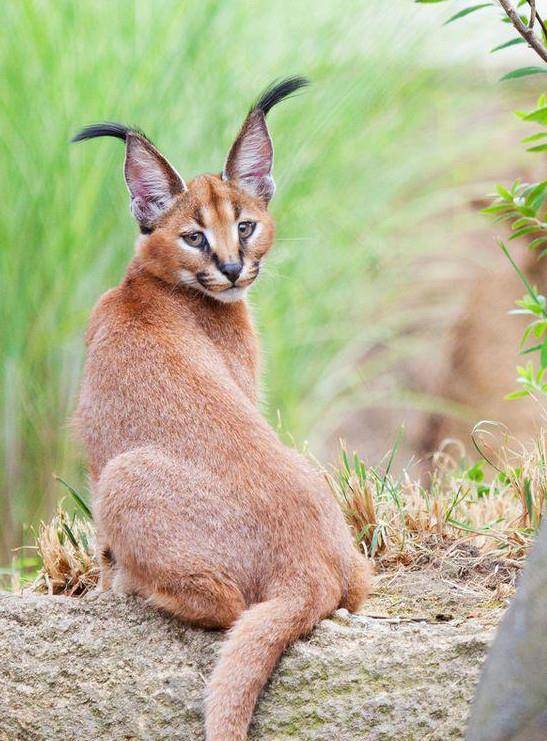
[74,82,371,740]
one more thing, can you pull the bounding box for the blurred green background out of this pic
[0,0,534,560]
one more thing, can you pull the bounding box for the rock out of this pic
[0,589,495,740]
[467,524,547,741]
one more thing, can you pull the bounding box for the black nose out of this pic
[219,261,242,284]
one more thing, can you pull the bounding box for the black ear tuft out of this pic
[71,121,186,228]
[223,75,309,204]
[253,76,310,117]
[71,122,138,144]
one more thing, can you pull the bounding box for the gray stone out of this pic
[0,589,495,740]
[467,524,547,741]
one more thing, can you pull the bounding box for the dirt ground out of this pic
[364,567,508,629]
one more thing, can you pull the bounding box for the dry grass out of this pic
[328,423,545,587]
[20,423,546,597]
[31,507,98,596]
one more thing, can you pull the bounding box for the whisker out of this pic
[275,237,313,242]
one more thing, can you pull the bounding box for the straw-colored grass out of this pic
[0,0,529,561]
[21,423,545,597]
[31,509,98,596]
[328,423,545,584]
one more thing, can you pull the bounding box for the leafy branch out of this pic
[498,240,547,397]
[416,1,547,73]
[482,177,547,248]
[498,0,547,62]
[416,0,547,399]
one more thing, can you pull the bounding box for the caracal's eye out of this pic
[182,231,208,249]
[238,221,256,240]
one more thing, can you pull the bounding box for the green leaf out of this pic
[501,67,547,81]
[527,143,547,152]
[509,226,542,240]
[79,530,90,553]
[541,336,547,368]
[444,4,492,25]
[528,236,547,250]
[341,448,350,474]
[505,389,530,400]
[491,37,526,53]
[512,217,535,229]
[495,183,513,200]
[465,460,485,482]
[524,180,547,209]
[522,133,547,143]
[499,240,542,304]
[523,479,534,523]
[521,343,543,355]
[54,475,93,520]
[522,106,547,125]
[447,517,501,537]
[481,203,513,214]
[61,522,80,550]
[369,526,382,558]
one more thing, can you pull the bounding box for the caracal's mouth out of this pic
[207,285,248,303]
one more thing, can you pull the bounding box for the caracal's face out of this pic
[137,175,274,303]
[74,79,309,299]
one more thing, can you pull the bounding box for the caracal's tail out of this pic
[205,594,318,741]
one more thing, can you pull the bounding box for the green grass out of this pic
[0,0,530,559]
[13,427,544,596]
[330,424,545,569]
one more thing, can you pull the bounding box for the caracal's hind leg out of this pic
[149,572,245,629]
[340,550,373,612]
[95,446,246,630]
[91,532,115,592]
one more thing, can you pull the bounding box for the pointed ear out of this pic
[222,76,310,204]
[124,133,186,228]
[223,110,274,203]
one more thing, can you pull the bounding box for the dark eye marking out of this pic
[181,231,209,250]
[192,207,205,228]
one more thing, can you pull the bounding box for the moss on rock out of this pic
[0,583,498,740]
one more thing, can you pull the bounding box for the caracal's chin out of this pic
[204,286,249,303]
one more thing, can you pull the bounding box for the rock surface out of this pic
[0,585,496,740]
[467,524,547,741]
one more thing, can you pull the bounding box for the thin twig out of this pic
[537,13,547,40]
[364,615,433,624]
[527,0,547,39]
[498,0,547,63]
[528,0,536,29]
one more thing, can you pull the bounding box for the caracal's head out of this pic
[73,77,308,303]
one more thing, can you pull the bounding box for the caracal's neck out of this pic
[124,256,251,323]
[123,257,259,398]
